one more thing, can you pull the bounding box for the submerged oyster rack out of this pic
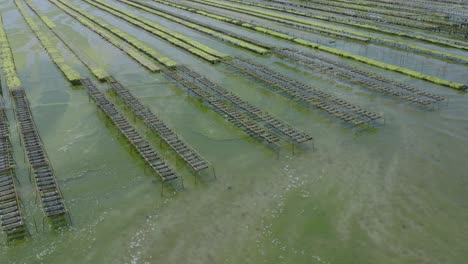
[107,78,211,175]
[0,174,27,242]
[225,58,384,128]
[0,102,28,242]
[176,65,313,145]
[162,68,284,151]
[0,109,14,175]
[81,79,178,185]
[275,48,447,107]
[12,89,69,228]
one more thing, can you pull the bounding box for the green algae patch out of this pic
[84,0,226,62]
[53,0,174,68]
[0,17,23,90]
[40,16,56,29]
[119,0,268,55]
[48,4,162,72]
[15,0,81,84]
[24,0,110,81]
[91,67,110,81]
[315,44,467,90]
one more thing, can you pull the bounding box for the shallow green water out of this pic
[1,0,468,263]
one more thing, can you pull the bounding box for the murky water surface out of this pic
[1,0,468,263]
